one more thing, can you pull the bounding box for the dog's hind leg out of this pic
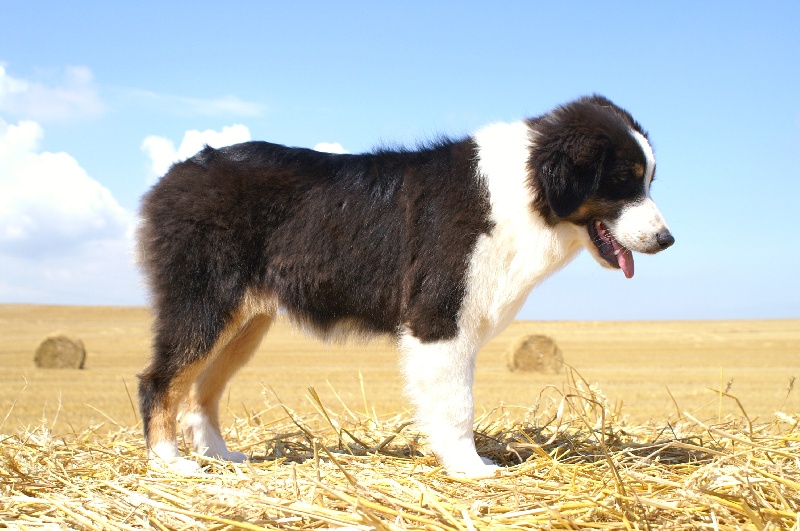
[139,294,275,471]
[138,331,213,473]
[399,331,501,478]
[181,308,275,462]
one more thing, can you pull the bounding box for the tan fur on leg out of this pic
[181,293,277,461]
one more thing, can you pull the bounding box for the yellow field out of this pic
[1,304,798,433]
[3,304,800,529]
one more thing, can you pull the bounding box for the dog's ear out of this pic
[530,108,611,218]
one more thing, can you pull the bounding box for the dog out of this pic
[137,95,674,477]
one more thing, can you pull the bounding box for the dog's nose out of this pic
[656,230,675,250]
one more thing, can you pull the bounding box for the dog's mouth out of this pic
[589,220,634,279]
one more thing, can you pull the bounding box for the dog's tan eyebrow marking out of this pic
[633,163,645,179]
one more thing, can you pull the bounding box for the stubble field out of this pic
[2,304,799,529]
[1,304,797,431]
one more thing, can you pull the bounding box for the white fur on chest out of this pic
[461,122,583,342]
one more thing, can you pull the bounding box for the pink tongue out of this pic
[609,236,635,279]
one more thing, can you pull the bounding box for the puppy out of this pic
[137,95,673,476]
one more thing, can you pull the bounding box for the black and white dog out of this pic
[137,95,674,477]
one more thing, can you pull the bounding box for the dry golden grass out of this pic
[1,305,799,529]
[3,370,799,529]
[1,305,797,430]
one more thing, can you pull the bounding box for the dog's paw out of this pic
[171,457,204,474]
[447,458,502,479]
[480,456,497,467]
[149,442,204,474]
[210,449,248,463]
[149,455,204,475]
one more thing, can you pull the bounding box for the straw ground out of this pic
[1,305,799,528]
[3,373,799,529]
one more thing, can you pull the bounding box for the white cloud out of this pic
[314,142,348,154]
[0,235,141,304]
[0,64,105,122]
[0,115,139,304]
[121,88,264,118]
[0,64,262,123]
[0,117,131,251]
[141,124,251,183]
[181,94,264,117]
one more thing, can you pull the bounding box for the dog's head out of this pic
[529,95,674,278]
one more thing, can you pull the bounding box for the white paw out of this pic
[171,457,204,474]
[149,455,203,475]
[446,458,501,478]
[451,463,501,478]
[210,449,248,463]
[181,412,247,463]
[149,441,203,474]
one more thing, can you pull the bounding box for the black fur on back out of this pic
[137,138,494,372]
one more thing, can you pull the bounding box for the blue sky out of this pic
[1,2,798,320]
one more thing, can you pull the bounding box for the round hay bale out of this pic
[507,334,563,373]
[34,333,86,369]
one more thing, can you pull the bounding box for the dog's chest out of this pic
[463,122,583,340]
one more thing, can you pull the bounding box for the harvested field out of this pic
[1,305,799,529]
[3,374,799,529]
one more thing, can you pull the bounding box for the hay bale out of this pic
[34,333,86,369]
[507,334,563,373]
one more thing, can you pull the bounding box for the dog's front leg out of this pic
[400,333,500,477]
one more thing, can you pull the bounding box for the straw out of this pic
[2,375,798,530]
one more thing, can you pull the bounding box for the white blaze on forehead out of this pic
[630,129,656,190]
[602,128,671,257]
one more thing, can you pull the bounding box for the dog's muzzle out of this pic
[656,230,675,250]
